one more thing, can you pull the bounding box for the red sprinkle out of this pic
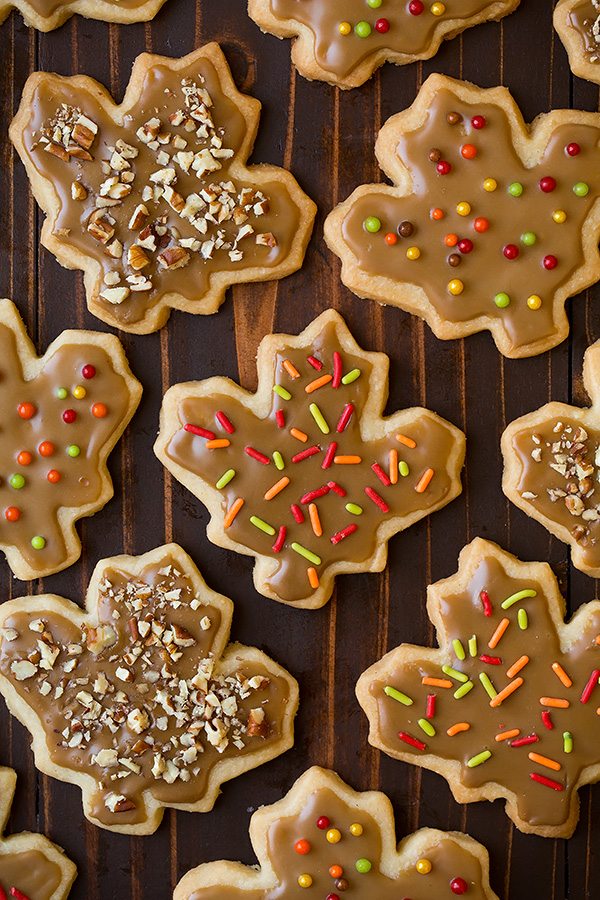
[10,891,32,900]
[426,693,436,719]
[336,403,354,433]
[332,351,343,388]
[542,710,554,730]
[81,364,96,379]
[276,409,285,428]
[479,654,502,665]
[184,423,216,440]
[580,668,600,704]
[530,772,564,791]
[292,446,320,463]
[480,590,492,616]
[301,485,330,504]
[510,733,539,748]
[327,481,346,497]
[272,526,286,553]
[216,411,235,433]
[0,887,7,900]
[62,409,77,424]
[291,504,305,524]
[365,486,389,513]
[371,462,391,487]
[322,442,338,470]
[245,446,270,465]
[307,355,323,371]
[331,524,358,545]
[317,816,330,830]
[398,731,426,751]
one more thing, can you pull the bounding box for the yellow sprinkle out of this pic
[416,858,432,875]
[326,828,341,844]
[448,279,464,296]
[350,823,363,836]
[552,209,567,224]
[406,246,421,260]
[527,294,542,310]
[483,178,498,192]
[72,385,86,400]
[431,1,446,14]
[338,20,351,35]
[456,201,471,216]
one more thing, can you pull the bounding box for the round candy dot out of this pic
[67,444,81,458]
[329,865,343,879]
[508,182,523,197]
[436,160,452,175]
[458,239,473,254]
[72,385,87,400]
[62,409,77,424]
[503,244,519,260]
[474,216,489,233]
[349,823,363,837]
[461,144,477,159]
[17,402,36,420]
[9,474,25,490]
[431,207,445,220]
[553,209,567,224]
[573,181,590,197]
[375,17,390,33]
[566,142,581,156]
[47,469,61,484]
[451,876,469,895]
[416,858,432,875]
[92,402,108,418]
[471,115,487,129]
[56,387,68,400]
[338,21,351,35]
[294,839,311,855]
[31,536,46,551]
[327,828,342,844]
[494,292,511,308]
[398,220,415,237]
[540,176,557,192]
[367,0,382,7]
[363,216,381,234]
[429,148,442,163]
[326,895,341,900]
[520,231,537,246]
[5,507,20,522]
[409,0,424,13]
[317,816,330,830]
[385,232,398,246]
[446,110,463,127]
[355,858,372,874]
[431,2,446,14]
[445,233,459,247]
[335,880,349,892]
[297,874,312,888]
[17,450,32,466]
[448,254,461,268]
[483,178,497,192]
[544,254,558,269]
[527,294,542,310]
[456,202,471,216]
[38,441,55,457]
[448,279,464,296]
[82,364,96,379]
[355,20,372,37]
[406,246,421,260]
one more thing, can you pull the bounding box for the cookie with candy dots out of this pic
[174,766,499,900]
[0,0,167,31]
[324,74,600,358]
[357,538,600,837]
[555,0,600,86]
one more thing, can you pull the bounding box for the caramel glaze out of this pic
[0,558,291,829]
[27,0,148,16]
[24,57,300,327]
[186,788,488,900]
[0,849,62,900]
[270,0,512,78]
[341,90,600,354]
[0,324,131,572]
[569,1,600,63]
[369,556,600,828]
[164,322,460,603]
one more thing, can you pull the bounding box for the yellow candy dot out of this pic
[406,246,421,260]
[448,279,464,296]
[431,1,446,13]
[416,858,433,875]
[527,294,542,310]
[456,201,471,216]
[350,822,364,836]
[338,21,351,35]
[483,178,498,192]
[298,874,313,888]
[326,828,342,844]
[553,209,567,224]
[72,385,87,400]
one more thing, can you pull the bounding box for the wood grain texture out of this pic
[0,0,598,896]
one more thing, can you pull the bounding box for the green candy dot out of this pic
[520,231,537,246]
[494,292,511,309]
[367,0,382,6]
[573,181,589,197]
[508,182,523,197]
[355,20,372,37]
[31,536,46,550]
[56,387,68,400]
[9,474,25,490]
[363,216,381,234]
[67,444,81,458]
[355,858,372,874]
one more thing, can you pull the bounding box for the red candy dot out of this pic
[451,876,469,894]
[503,244,519,260]
[17,402,36,420]
[82,364,96,379]
[375,17,390,32]
[471,115,486,129]
[326,895,340,900]
[317,816,330,830]
[38,441,55,457]
[5,507,21,522]
[539,176,556,192]
[458,239,473,254]
[92,402,108,419]
[543,254,558,269]
[294,839,311,855]
[47,469,61,484]
[385,232,398,246]
[17,451,32,466]
[62,409,77,424]
[566,142,581,157]
[474,217,489,233]
[461,144,477,159]
[409,0,424,14]
[436,160,452,175]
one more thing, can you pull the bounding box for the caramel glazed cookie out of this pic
[9,43,316,334]
[155,310,466,609]
[0,0,167,31]
[324,74,600,358]
[555,0,600,86]
[0,298,141,581]
[175,767,499,900]
[357,539,600,838]
[0,768,77,900]
[0,544,298,835]
[248,0,520,90]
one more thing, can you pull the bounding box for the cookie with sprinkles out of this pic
[0,0,167,32]
[555,0,600,86]
[0,298,141,581]
[248,0,519,89]
[9,44,316,334]
[324,74,600,358]
[154,309,465,609]
[357,538,600,837]
[0,767,77,900]
[175,766,499,900]
[502,340,600,578]
[0,544,298,835]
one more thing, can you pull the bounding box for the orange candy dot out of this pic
[294,839,311,855]
[384,232,398,246]
[47,469,61,484]
[329,865,343,879]
[38,441,55,457]
[5,506,20,522]
[17,451,32,466]
[92,402,108,418]
[17,402,36,420]
[431,207,445,220]
[444,233,459,247]
[474,216,490,233]
[461,143,478,159]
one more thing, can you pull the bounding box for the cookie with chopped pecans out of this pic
[9,43,316,334]
[0,767,77,899]
[555,0,600,86]
[154,309,465,609]
[0,0,167,31]
[0,544,298,835]
[357,539,600,838]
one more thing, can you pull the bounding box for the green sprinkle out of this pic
[518,608,529,630]
[273,385,291,401]
[453,639,466,661]
[9,474,25,490]
[355,858,372,874]
[216,469,236,489]
[367,0,382,7]
[250,516,276,536]
[341,368,361,385]
[494,292,511,309]
[346,503,363,516]
[573,181,589,197]
[442,665,468,683]
[468,635,478,657]
[563,731,573,754]
[399,460,410,477]
[467,750,492,768]
[355,20,372,38]
[508,182,524,197]
[31,535,46,550]
[56,387,68,400]
[479,672,498,699]
[418,718,436,738]
[309,402,330,434]
[272,451,285,471]
[67,444,81,458]
[363,216,381,233]
[502,588,536,609]
[520,231,537,246]
[384,686,413,706]
[454,680,474,699]
[291,542,321,565]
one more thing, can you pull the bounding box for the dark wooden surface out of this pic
[0,1,599,897]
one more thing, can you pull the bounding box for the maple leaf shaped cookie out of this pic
[0,768,77,900]
[357,538,600,838]
[555,0,600,86]
[9,44,316,335]
[0,544,298,835]
[175,766,499,900]
[0,0,167,32]
[324,74,600,358]
[154,310,465,609]
[248,0,519,90]
[502,340,600,578]
[0,298,141,581]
